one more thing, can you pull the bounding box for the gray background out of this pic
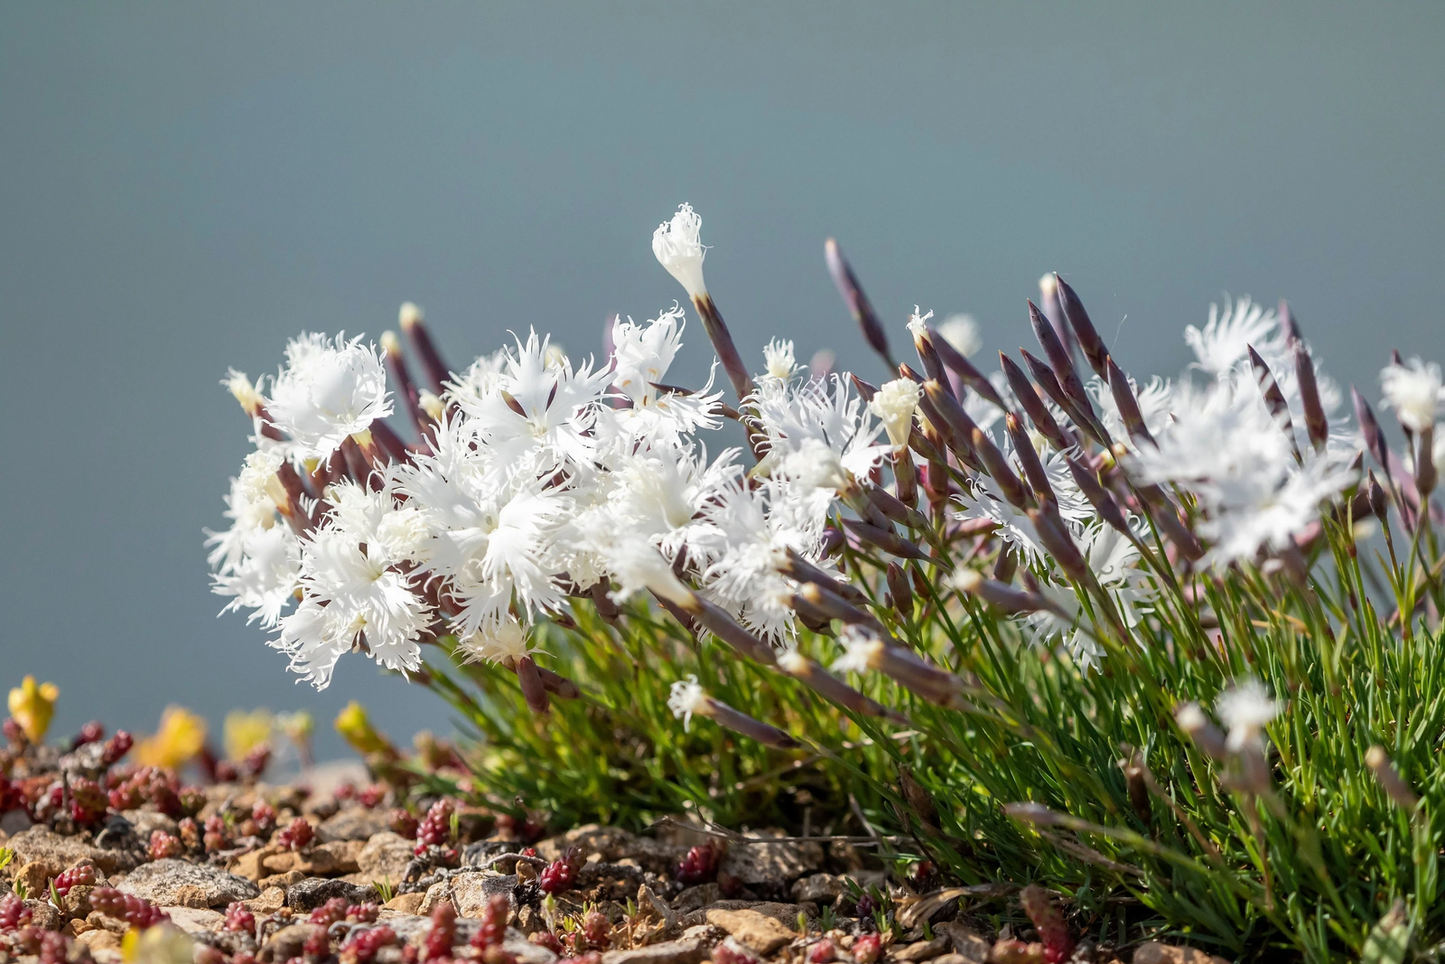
[2,3,1442,760]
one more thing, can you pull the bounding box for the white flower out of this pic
[869,378,921,449]
[449,329,611,481]
[1215,677,1281,750]
[223,368,265,415]
[761,338,799,383]
[1024,525,1154,671]
[276,526,432,688]
[953,474,1045,563]
[210,523,302,629]
[457,616,537,665]
[937,314,982,358]
[607,307,723,443]
[831,627,883,675]
[599,534,696,607]
[667,675,708,730]
[1184,297,1285,380]
[906,307,934,339]
[1130,378,1355,566]
[1381,357,1445,432]
[653,203,708,299]
[1089,374,1173,447]
[749,373,888,498]
[265,332,393,460]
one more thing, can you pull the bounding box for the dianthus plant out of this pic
[212,202,1445,962]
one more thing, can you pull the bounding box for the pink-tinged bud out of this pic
[973,427,1034,511]
[1278,298,1302,344]
[908,311,954,398]
[1353,386,1390,471]
[777,548,870,606]
[1417,425,1438,498]
[777,650,896,720]
[399,303,452,395]
[886,562,914,619]
[1064,457,1132,538]
[1027,300,1093,418]
[893,446,919,508]
[866,484,929,530]
[796,582,884,632]
[826,239,894,368]
[1052,274,1109,379]
[693,599,778,666]
[516,657,551,715]
[1028,502,1089,584]
[999,353,1072,452]
[931,325,1006,409]
[1020,349,1110,447]
[1294,343,1329,451]
[954,570,1063,618]
[1247,347,1299,460]
[1106,357,1156,448]
[917,384,983,472]
[841,519,931,561]
[691,292,755,402]
[1019,884,1074,964]
[1006,413,1057,504]
[851,934,882,964]
[381,329,430,437]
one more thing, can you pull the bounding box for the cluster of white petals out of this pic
[213,200,1395,698]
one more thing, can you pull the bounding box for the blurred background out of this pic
[2,2,1442,760]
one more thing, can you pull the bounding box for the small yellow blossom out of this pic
[122,924,194,964]
[135,706,208,770]
[334,701,392,756]
[8,676,59,744]
[223,709,274,762]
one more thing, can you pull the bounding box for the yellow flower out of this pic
[122,924,194,964]
[7,676,59,744]
[334,701,391,756]
[134,706,208,770]
[223,709,274,762]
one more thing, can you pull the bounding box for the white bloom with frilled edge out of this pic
[265,332,392,460]
[1381,357,1445,432]
[869,378,921,449]
[653,203,708,299]
[667,675,708,730]
[1215,677,1282,750]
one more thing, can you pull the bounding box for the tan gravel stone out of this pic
[705,908,797,955]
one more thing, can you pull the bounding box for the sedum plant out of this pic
[211,202,1445,961]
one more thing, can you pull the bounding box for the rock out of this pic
[889,936,948,962]
[23,899,63,931]
[317,839,364,873]
[672,884,722,915]
[933,923,988,963]
[87,911,130,935]
[444,870,525,918]
[359,832,416,883]
[791,874,845,903]
[260,923,315,963]
[1133,943,1231,964]
[15,860,57,899]
[118,859,260,908]
[231,848,276,882]
[6,825,136,875]
[76,927,124,962]
[122,809,180,839]
[319,807,394,843]
[286,876,378,910]
[61,883,96,919]
[383,892,427,914]
[163,906,226,939]
[1,808,33,836]
[705,908,796,955]
[600,935,710,964]
[536,825,638,863]
[244,887,288,914]
[693,902,804,928]
[259,870,308,891]
[717,832,823,887]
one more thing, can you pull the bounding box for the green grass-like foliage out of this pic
[415,510,1445,964]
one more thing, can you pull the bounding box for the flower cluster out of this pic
[211,201,1395,730]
